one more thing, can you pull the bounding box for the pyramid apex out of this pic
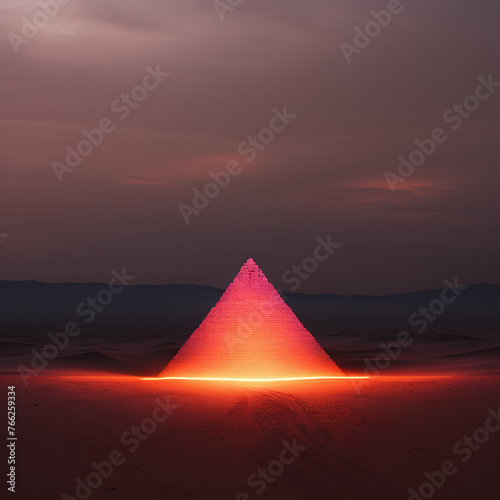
[242,257,259,271]
[235,257,265,282]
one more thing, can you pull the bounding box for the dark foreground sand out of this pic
[7,372,500,500]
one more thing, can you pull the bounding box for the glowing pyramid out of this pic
[158,258,344,380]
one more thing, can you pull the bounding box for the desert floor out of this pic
[5,371,500,500]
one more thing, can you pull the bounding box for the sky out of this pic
[1,0,499,295]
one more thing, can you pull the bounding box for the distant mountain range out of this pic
[1,281,499,327]
[1,281,498,374]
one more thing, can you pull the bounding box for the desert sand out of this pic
[7,371,499,500]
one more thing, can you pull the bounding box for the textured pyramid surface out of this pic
[159,258,343,378]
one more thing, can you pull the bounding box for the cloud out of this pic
[1,0,499,293]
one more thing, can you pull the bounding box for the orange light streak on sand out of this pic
[57,373,452,382]
[141,375,370,382]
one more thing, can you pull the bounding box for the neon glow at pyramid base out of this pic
[152,258,363,381]
[143,376,369,381]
